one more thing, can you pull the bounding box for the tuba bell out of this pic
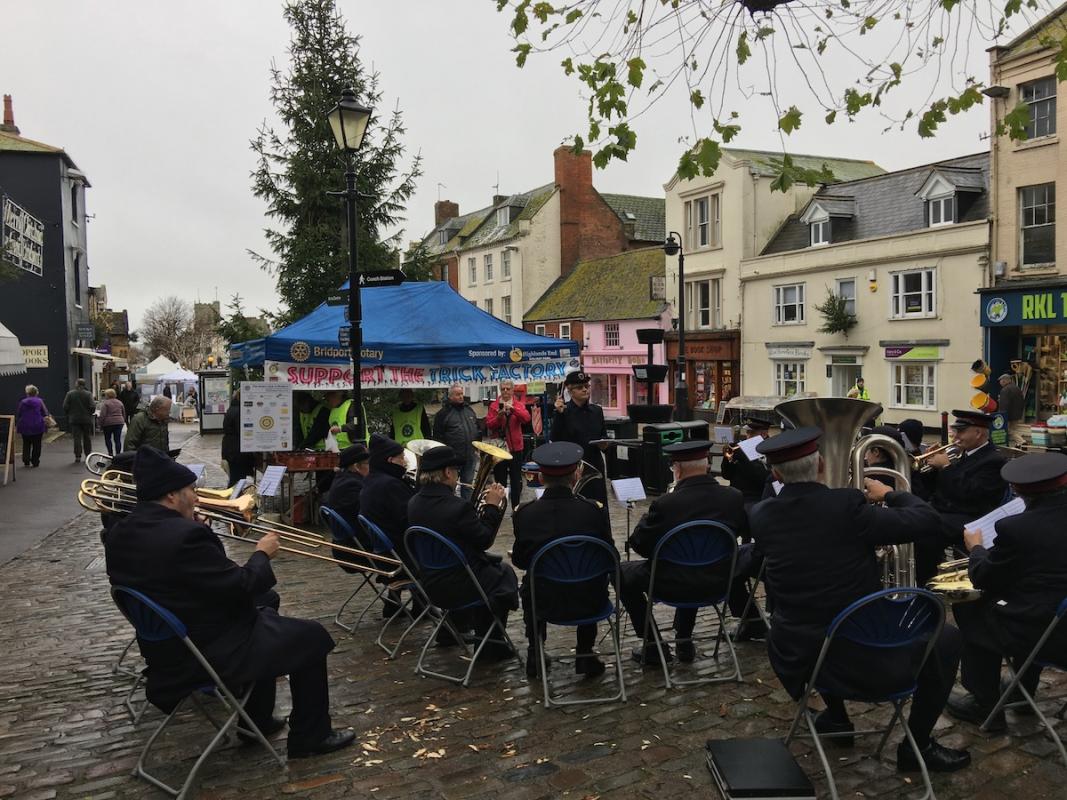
[775,397,916,587]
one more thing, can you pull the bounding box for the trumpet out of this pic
[79,477,401,577]
[722,443,740,462]
[912,443,962,473]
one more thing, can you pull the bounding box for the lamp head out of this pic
[663,234,681,257]
[327,88,373,152]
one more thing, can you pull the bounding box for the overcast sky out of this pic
[3,1,1043,332]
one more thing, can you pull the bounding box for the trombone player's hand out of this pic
[256,532,280,559]
[484,482,506,508]
[963,527,983,552]
[862,478,891,504]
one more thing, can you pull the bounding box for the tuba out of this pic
[775,397,916,587]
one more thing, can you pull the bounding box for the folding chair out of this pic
[981,595,1067,767]
[528,535,627,707]
[320,506,381,633]
[111,634,150,723]
[356,515,433,659]
[404,525,523,687]
[645,520,742,689]
[785,588,944,800]
[111,587,285,799]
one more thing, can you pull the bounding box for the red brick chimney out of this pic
[434,200,459,226]
[1,95,18,134]
[554,145,627,274]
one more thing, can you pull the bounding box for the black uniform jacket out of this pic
[927,442,1007,518]
[359,462,415,561]
[512,486,616,621]
[406,483,516,609]
[968,492,1067,658]
[551,400,606,469]
[104,502,332,711]
[720,451,771,506]
[325,469,365,534]
[629,474,749,602]
[749,483,940,697]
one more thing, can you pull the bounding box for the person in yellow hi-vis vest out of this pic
[846,377,870,401]
[390,388,431,447]
[324,390,370,449]
[295,393,329,451]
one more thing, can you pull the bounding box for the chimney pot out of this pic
[1,95,18,134]
[493,194,507,207]
[434,199,459,226]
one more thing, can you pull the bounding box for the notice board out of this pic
[0,415,14,485]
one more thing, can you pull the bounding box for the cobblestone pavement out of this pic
[0,434,1064,799]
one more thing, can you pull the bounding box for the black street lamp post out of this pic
[327,88,373,443]
[663,232,689,421]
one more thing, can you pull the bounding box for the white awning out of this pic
[70,347,115,361]
[0,322,26,376]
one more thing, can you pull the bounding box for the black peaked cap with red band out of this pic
[755,426,822,465]
[1001,452,1067,494]
[532,441,585,476]
[663,440,712,462]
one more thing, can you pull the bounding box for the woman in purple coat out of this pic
[15,384,49,468]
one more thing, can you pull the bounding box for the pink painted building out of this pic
[524,247,671,417]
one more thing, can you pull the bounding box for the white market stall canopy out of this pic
[137,355,179,380]
[0,322,25,377]
[233,281,580,390]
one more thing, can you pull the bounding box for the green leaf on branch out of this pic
[825,110,837,124]
[778,106,803,133]
[561,56,574,75]
[918,99,947,137]
[514,43,532,67]
[695,137,722,176]
[713,118,741,142]
[998,101,1033,140]
[627,57,646,88]
[690,89,705,109]
[532,2,554,23]
[565,8,583,23]
[737,30,751,64]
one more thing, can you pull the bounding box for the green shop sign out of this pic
[981,287,1067,326]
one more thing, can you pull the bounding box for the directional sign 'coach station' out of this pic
[325,270,406,306]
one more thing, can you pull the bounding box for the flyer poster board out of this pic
[239,382,294,453]
[202,376,231,415]
[0,415,13,485]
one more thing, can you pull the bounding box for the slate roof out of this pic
[461,184,556,249]
[599,193,665,242]
[525,246,667,323]
[421,205,494,257]
[721,148,886,182]
[997,4,1067,60]
[761,152,990,255]
[0,128,84,178]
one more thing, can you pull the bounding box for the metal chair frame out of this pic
[112,635,150,723]
[111,587,285,799]
[356,514,432,659]
[528,535,627,707]
[404,525,523,687]
[785,588,945,800]
[981,596,1067,767]
[320,506,383,633]
[644,520,742,688]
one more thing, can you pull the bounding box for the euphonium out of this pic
[468,441,512,515]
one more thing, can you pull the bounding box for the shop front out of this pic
[665,331,740,412]
[980,281,1067,421]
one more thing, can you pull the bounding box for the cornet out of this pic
[911,443,962,473]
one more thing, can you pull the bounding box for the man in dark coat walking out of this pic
[407,445,517,658]
[620,440,758,665]
[63,377,96,462]
[750,427,969,774]
[512,442,616,678]
[102,446,355,759]
[948,453,1067,729]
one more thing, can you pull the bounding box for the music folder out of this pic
[705,738,815,799]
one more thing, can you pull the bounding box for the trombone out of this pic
[79,477,401,577]
[911,443,962,473]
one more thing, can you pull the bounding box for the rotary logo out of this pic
[509,347,523,363]
[985,297,1008,324]
[290,341,311,362]
[259,416,275,430]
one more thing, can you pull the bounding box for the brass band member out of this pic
[948,453,1067,729]
[406,445,518,659]
[103,446,355,759]
[512,442,616,678]
[915,410,1007,584]
[551,371,608,505]
[751,428,969,774]
[325,444,370,534]
[720,417,772,507]
[620,440,756,665]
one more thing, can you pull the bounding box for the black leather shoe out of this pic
[946,693,1006,732]
[1000,678,1037,715]
[288,729,356,759]
[631,644,672,666]
[734,619,768,642]
[896,739,971,773]
[238,716,287,744]
[526,650,552,678]
[575,654,606,677]
[813,709,855,748]
[480,643,517,663]
[675,640,696,663]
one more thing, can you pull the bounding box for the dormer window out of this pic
[496,207,510,227]
[927,194,955,227]
[438,230,448,245]
[810,218,831,246]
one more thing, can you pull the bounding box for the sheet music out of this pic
[772,480,783,495]
[534,487,545,499]
[258,465,287,498]
[712,426,734,444]
[737,435,765,461]
[230,478,248,499]
[967,497,1025,548]
[611,477,647,504]
[185,464,206,484]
